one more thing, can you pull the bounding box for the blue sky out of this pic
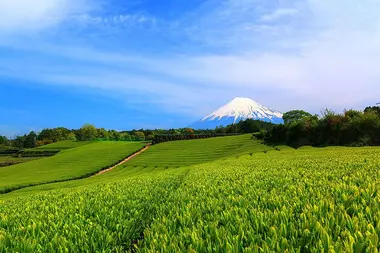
[1,0,380,136]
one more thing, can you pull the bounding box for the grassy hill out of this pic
[95,134,271,179]
[0,141,95,167]
[1,145,380,251]
[0,156,39,164]
[2,134,270,196]
[31,140,94,151]
[125,134,271,168]
[0,141,145,193]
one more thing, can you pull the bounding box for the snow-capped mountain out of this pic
[190,97,284,129]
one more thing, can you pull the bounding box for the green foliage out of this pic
[1,146,380,251]
[2,141,96,162]
[0,145,19,155]
[0,156,40,167]
[138,147,380,252]
[38,127,71,143]
[12,135,26,149]
[0,169,187,252]
[97,128,109,139]
[31,140,94,151]
[153,119,275,144]
[2,119,275,149]
[283,110,313,124]
[264,108,380,147]
[23,131,37,149]
[0,136,9,146]
[77,124,98,141]
[134,131,146,141]
[364,106,380,116]
[129,134,271,167]
[153,133,238,144]
[183,128,195,134]
[67,132,77,141]
[14,150,60,158]
[236,118,273,133]
[0,142,145,193]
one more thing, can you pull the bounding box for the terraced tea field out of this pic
[0,156,40,163]
[0,141,96,168]
[0,141,145,193]
[1,136,380,252]
[0,156,40,167]
[125,134,271,167]
[30,140,94,151]
[140,147,380,252]
[2,135,268,196]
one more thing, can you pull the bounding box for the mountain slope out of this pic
[190,97,283,129]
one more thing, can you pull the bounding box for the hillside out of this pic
[2,134,270,196]
[0,141,96,168]
[126,134,270,168]
[31,140,94,151]
[0,141,145,193]
[1,145,380,251]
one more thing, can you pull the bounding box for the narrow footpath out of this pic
[93,144,151,176]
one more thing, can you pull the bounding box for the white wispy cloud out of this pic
[260,8,298,22]
[1,0,380,118]
[168,0,380,111]
[0,0,94,33]
[73,14,156,27]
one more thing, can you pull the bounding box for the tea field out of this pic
[0,156,40,167]
[1,137,380,252]
[1,134,268,196]
[125,134,271,168]
[0,141,145,193]
[0,141,96,168]
[0,156,40,163]
[140,147,380,252]
[30,140,94,151]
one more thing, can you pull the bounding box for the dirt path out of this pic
[93,144,151,176]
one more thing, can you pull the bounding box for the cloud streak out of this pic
[1,0,380,119]
[0,0,95,33]
[260,8,298,22]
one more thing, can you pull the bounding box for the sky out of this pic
[1,0,380,136]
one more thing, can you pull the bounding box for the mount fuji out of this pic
[190,97,284,129]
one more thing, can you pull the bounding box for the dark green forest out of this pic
[1,124,148,150]
[261,106,380,148]
[2,106,379,150]
[0,119,273,150]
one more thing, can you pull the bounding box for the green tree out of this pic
[364,106,380,116]
[0,136,9,146]
[24,131,37,149]
[77,124,97,141]
[37,127,71,143]
[134,131,145,141]
[183,128,195,135]
[344,109,362,119]
[97,128,109,140]
[146,134,155,141]
[108,130,122,141]
[13,136,26,149]
[215,125,226,134]
[283,110,313,124]
[119,132,131,141]
[67,132,77,141]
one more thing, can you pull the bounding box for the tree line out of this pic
[1,119,276,149]
[0,124,148,150]
[5,104,377,150]
[153,119,275,144]
[260,106,380,148]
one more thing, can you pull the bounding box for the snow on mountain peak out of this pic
[202,97,283,123]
